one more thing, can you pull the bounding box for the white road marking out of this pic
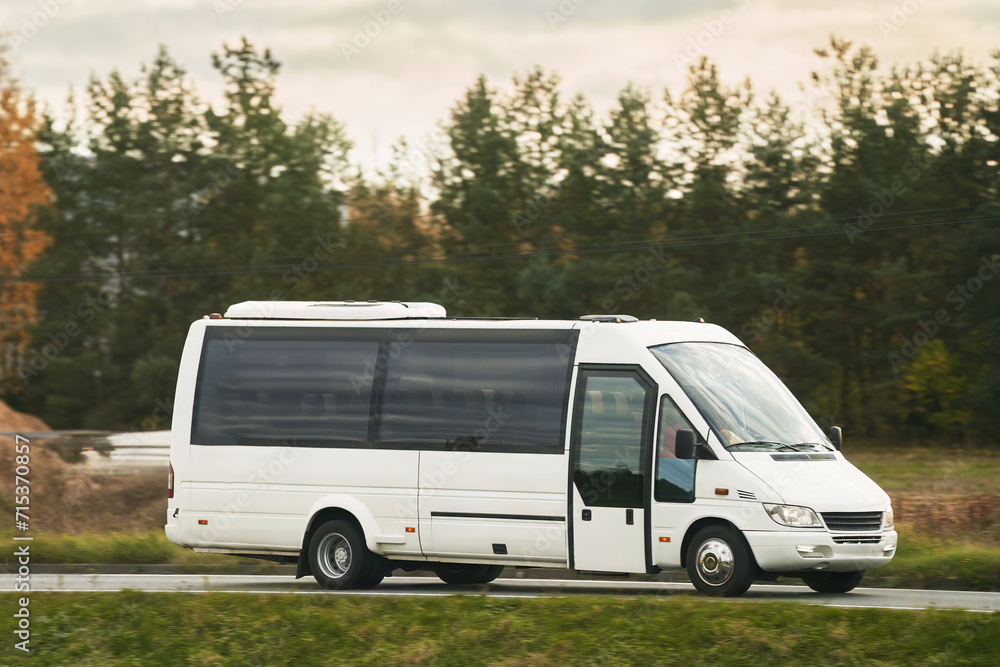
[4,574,998,612]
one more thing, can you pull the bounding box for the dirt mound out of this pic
[891,492,1000,533]
[0,398,48,432]
[0,398,167,533]
[58,471,167,533]
[1,434,166,533]
[1,398,71,529]
[0,436,70,531]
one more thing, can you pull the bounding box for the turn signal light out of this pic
[405,527,415,533]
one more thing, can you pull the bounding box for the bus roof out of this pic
[211,301,743,349]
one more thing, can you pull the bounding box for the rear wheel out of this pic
[802,570,865,594]
[434,563,502,585]
[356,557,389,589]
[309,520,376,590]
[685,525,756,597]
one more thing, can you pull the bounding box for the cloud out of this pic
[2,0,996,169]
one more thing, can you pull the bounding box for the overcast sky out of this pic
[2,0,997,168]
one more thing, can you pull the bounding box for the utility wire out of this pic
[0,178,985,241]
[0,203,990,274]
[2,208,995,285]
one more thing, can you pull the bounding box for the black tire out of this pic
[434,563,498,585]
[478,565,504,584]
[802,570,865,594]
[356,557,388,589]
[308,519,375,590]
[356,571,385,589]
[685,525,756,597]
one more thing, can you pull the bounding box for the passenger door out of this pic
[570,367,653,573]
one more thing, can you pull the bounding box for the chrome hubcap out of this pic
[317,533,351,579]
[696,538,735,585]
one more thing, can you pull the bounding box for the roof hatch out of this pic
[579,314,638,323]
[223,300,447,320]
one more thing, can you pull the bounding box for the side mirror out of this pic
[675,429,697,460]
[830,426,842,451]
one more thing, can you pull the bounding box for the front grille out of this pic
[821,511,883,532]
[833,535,882,544]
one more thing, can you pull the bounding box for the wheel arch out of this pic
[295,497,380,579]
[679,517,747,569]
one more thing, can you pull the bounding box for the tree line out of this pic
[1,37,998,443]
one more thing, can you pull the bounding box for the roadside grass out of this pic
[4,592,997,665]
[847,447,1000,495]
[862,527,1000,591]
[8,525,1000,591]
[0,529,274,572]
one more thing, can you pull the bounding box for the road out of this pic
[5,573,998,612]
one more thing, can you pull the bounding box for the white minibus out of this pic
[165,300,896,596]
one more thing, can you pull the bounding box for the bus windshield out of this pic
[650,342,832,452]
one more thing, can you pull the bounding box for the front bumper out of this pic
[745,529,898,573]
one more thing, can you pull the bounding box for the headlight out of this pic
[884,506,894,529]
[764,504,822,528]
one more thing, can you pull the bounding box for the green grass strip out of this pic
[864,538,1000,591]
[2,593,997,666]
[11,530,234,566]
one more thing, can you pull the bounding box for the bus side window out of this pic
[659,397,695,458]
[377,338,571,453]
[656,396,697,502]
[191,332,379,447]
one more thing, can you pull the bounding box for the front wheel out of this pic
[685,525,756,597]
[309,519,375,590]
[802,570,865,594]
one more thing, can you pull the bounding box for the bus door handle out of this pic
[582,509,592,521]
[626,509,634,525]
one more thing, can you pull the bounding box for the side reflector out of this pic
[405,527,415,533]
[715,488,729,496]
[167,462,174,499]
[659,537,670,543]
[198,520,208,525]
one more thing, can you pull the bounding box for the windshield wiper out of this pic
[789,442,834,452]
[729,441,799,451]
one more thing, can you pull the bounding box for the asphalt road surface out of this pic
[6,573,998,612]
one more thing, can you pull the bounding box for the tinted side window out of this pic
[191,327,380,447]
[655,396,696,502]
[378,332,574,453]
[572,373,651,508]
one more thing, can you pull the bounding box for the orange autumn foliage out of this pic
[0,49,52,385]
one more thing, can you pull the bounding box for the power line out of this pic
[0,176,985,242]
[2,208,995,285]
[0,202,989,274]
